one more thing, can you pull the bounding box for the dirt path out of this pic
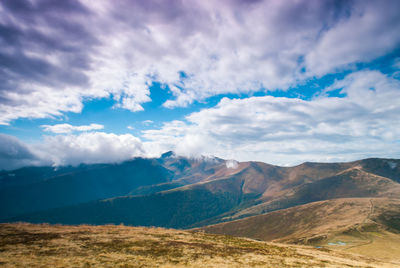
[345,199,375,250]
[366,199,374,223]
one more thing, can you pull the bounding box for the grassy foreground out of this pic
[0,223,397,267]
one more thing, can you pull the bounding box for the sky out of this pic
[1,0,400,170]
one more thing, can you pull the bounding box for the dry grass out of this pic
[201,198,400,266]
[201,198,378,243]
[0,223,396,267]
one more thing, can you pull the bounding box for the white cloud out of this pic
[36,132,145,166]
[142,120,154,126]
[1,0,399,124]
[0,84,84,125]
[226,160,238,169]
[143,70,400,165]
[41,123,104,134]
[305,0,400,75]
[2,68,400,169]
[1,131,146,169]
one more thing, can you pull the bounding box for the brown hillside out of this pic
[0,223,396,267]
[201,197,400,264]
[224,167,400,221]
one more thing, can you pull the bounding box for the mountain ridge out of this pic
[2,156,399,233]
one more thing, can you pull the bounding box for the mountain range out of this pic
[1,153,399,262]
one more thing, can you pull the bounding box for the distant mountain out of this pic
[0,153,240,221]
[5,157,400,232]
[0,158,174,220]
[9,177,244,228]
[222,165,400,222]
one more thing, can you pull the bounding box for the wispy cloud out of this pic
[142,120,154,126]
[41,123,104,134]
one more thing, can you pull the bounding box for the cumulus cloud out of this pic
[1,0,399,124]
[1,131,146,169]
[0,134,45,170]
[142,71,400,165]
[41,123,104,134]
[37,132,145,166]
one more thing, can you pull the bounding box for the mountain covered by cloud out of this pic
[0,132,144,169]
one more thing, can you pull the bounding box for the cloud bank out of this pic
[37,132,145,166]
[143,70,400,165]
[0,132,144,170]
[1,0,400,124]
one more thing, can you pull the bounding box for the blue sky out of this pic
[1,0,400,169]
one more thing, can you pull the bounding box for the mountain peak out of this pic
[161,151,175,159]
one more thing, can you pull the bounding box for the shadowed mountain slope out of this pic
[0,158,175,220]
[0,152,245,221]
[10,176,245,228]
[357,158,400,183]
[8,158,400,230]
[6,162,290,227]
